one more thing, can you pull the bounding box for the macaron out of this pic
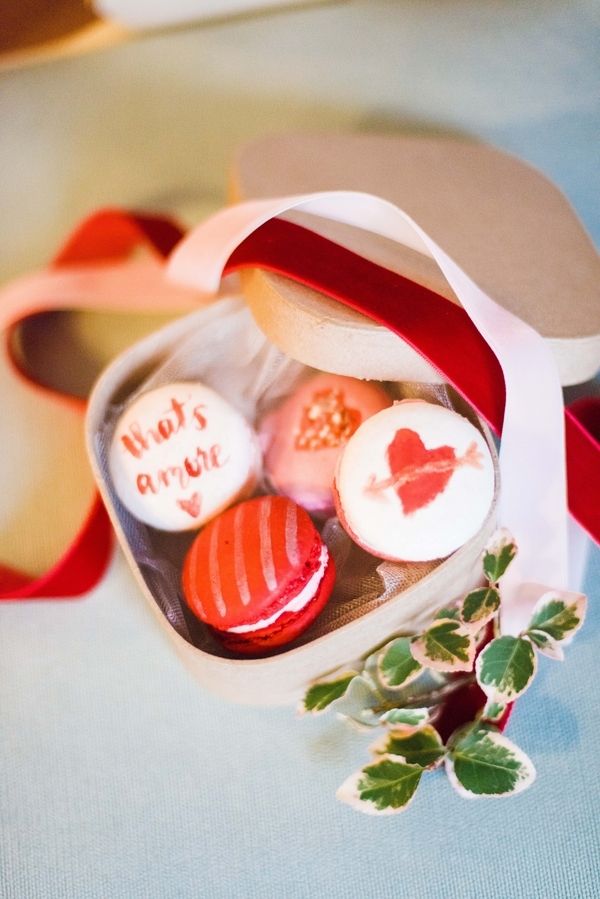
[259,373,391,518]
[182,495,336,654]
[109,382,260,531]
[334,400,495,562]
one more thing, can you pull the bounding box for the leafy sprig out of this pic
[299,530,587,815]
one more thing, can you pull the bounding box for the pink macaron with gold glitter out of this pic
[258,373,391,518]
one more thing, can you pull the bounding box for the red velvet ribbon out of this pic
[2,211,597,601]
[0,210,184,600]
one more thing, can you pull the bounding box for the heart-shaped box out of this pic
[86,293,500,706]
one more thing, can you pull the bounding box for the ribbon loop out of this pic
[0,209,188,600]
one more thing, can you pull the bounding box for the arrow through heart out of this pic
[366,428,483,514]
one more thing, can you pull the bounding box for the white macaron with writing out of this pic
[109,381,261,530]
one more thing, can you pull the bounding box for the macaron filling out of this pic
[226,544,329,634]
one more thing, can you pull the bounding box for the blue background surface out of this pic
[1,2,599,896]
[1,549,599,899]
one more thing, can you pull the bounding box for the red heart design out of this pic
[386,428,456,514]
[177,492,201,519]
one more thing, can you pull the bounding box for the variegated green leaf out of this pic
[342,706,431,733]
[446,726,535,797]
[527,629,565,661]
[434,606,461,621]
[377,637,423,689]
[461,587,500,626]
[482,530,517,584]
[475,636,536,702]
[481,700,507,723]
[411,619,476,673]
[371,725,445,769]
[380,707,430,729]
[301,670,359,714]
[336,756,423,815]
[330,673,382,722]
[527,592,587,644]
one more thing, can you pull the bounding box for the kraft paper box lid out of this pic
[230,133,600,387]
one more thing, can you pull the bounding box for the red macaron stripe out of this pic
[258,496,278,592]
[208,517,227,619]
[240,502,268,610]
[214,502,243,616]
[186,534,207,619]
[284,501,300,567]
[233,503,252,607]
[271,496,298,584]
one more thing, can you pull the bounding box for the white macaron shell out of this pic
[109,382,260,531]
[335,402,495,561]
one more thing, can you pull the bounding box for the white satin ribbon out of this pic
[167,190,569,633]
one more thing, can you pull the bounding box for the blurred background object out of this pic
[1,0,98,54]
[0,0,124,66]
[94,0,336,30]
[0,0,336,69]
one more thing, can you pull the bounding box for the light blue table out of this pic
[1,3,598,896]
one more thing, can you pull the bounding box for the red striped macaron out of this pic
[182,495,335,654]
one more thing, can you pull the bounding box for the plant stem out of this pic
[373,674,476,714]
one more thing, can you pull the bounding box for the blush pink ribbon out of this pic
[0,209,199,599]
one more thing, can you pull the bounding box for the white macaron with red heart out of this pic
[334,400,495,562]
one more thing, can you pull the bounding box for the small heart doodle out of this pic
[177,492,201,518]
